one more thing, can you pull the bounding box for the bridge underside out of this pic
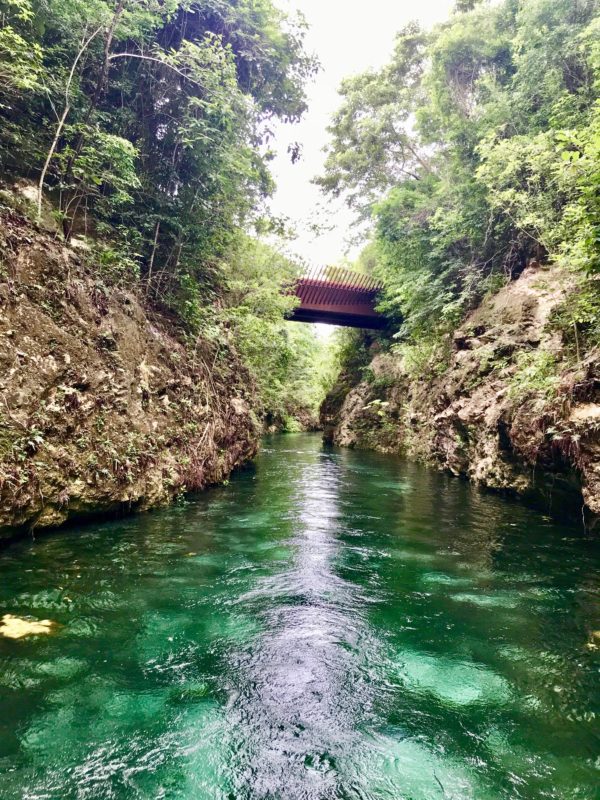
[290,272,386,330]
[290,307,387,329]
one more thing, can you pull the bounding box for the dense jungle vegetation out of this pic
[2,0,599,426]
[319,0,600,373]
[0,0,332,426]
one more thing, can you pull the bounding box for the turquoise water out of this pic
[0,433,599,799]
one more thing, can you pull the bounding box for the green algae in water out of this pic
[451,591,523,609]
[420,571,474,590]
[0,433,599,800]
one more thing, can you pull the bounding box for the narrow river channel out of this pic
[0,434,599,799]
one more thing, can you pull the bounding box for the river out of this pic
[0,434,598,799]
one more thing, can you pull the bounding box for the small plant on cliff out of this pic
[394,337,452,380]
[549,277,600,358]
[362,399,391,418]
[365,372,396,395]
[508,350,559,401]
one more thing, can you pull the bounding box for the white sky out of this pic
[270,0,455,268]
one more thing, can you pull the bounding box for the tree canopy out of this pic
[0,0,331,424]
[317,0,600,342]
[0,0,316,295]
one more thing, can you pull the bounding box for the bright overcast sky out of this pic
[270,0,455,268]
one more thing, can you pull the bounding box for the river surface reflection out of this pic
[0,434,598,799]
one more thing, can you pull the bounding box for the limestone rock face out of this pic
[322,263,600,516]
[0,209,260,538]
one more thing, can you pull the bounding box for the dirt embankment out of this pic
[322,263,600,516]
[0,209,260,538]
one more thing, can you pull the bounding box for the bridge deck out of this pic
[290,268,386,330]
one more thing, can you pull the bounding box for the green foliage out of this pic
[57,126,140,228]
[393,337,452,380]
[215,236,332,424]
[235,318,332,425]
[0,0,324,424]
[281,415,304,433]
[91,240,141,285]
[550,277,600,352]
[508,350,559,400]
[318,0,600,344]
[477,99,600,274]
[331,328,374,383]
[455,0,485,10]
[0,0,316,296]
[555,101,600,272]
[314,22,429,216]
[0,0,42,92]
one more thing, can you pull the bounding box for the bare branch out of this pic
[108,52,205,89]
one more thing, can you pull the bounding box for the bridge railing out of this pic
[296,265,381,293]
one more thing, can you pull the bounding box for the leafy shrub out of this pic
[508,350,559,400]
[549,277,600,355]
[393,337,452,380]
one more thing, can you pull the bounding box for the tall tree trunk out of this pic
[91,0,125,112]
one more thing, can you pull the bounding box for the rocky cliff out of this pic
[0,207,260,538]
[322,263,600,517]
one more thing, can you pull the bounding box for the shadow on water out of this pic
[0,433,599,799]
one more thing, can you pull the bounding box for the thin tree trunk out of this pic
[37,25,104,220]
[37,103,70,220]
[91,0,125,112]
[147,219,161,291]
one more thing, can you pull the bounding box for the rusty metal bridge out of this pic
[290,267,386,329]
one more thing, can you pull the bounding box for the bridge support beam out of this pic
[289,307,387,329]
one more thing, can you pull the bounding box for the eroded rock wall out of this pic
[322,264,600,515]
[0,210,260,537]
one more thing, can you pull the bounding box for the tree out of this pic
[314,23,430,216]
[317,0,600,343]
